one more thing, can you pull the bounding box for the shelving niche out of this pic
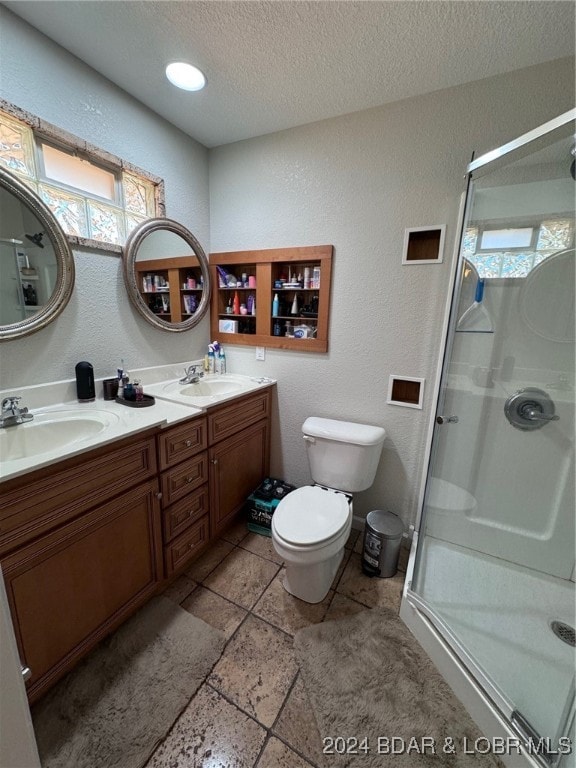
[210,245,333,352]
[135,255,205,324]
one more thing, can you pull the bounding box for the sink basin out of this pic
[146,373,273,408]
[157,375,248,404]
[0,409,120,462]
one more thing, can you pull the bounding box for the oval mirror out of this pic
[0,167,75,341]
[123,218,211,332]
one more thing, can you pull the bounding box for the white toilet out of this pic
[271,416,386,603]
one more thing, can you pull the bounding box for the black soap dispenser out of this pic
[75,361,95,402]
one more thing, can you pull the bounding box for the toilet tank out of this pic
[302,417,386,493]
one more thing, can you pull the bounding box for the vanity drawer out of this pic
[0,432,157,555]
[162,484,209,543]
[160,452,208,508]
[164,515,209,576]
[208,389,271,444]
[157,416,207,471]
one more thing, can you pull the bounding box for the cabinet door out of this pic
[209,419,270,537]
[2,480,162,703]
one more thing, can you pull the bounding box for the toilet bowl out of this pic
[272,485,352,603]
[271,416,386,603]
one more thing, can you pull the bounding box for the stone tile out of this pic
[273,674,326,767]
[146,683,266,768]
[204,547,280,610]
[331,547,352,590]
[398,542,410,572]
[185,538,235,583]
[181,586,247,641]
[345,528,361,550]
[161,574,197,605]
[221,517,250,545]
[253,569,332,636]
[257,736,316,768]
[353,531,365,554]
[208,614,298,728]
[239,531,283,564]
[323,592,368,622]
[336,552,405,612]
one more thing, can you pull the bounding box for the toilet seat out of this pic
[273,485,350,546]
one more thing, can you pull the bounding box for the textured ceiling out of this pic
[4,1,575,148]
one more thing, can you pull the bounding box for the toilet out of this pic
[271,416,386,603]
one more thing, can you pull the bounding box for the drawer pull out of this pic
[186,476,194,484]
[185,439,192,447]
[155,491,163,499]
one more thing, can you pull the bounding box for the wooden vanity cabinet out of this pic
[156,415,211,576]
[0,430,162,704]
[208,388,271,537]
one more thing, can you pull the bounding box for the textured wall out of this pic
[0,6,573,528]
[209,57,574,525]
[0,7,211,389]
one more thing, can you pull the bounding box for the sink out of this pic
[0,409,120,462]
[146,373,273,408]
[157,375,248,405]
[179,378,244,398]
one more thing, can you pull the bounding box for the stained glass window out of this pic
[536,219,573,251]
[465,218,574,279]
[123,172,155,217]
[0,108,159,248]
[0,114,36,177]
[39,184,89,237]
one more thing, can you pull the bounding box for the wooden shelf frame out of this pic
[209,245,333,352]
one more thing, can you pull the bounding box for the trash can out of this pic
[361,510,404,578]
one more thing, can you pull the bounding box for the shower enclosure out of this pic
[401,110,575,768]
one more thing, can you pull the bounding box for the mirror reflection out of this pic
[0,186,58,325]
[0,167,75,340]
[123,218,210,332]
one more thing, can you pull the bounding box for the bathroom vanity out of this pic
[0,379,272,703]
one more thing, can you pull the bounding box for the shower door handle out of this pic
[436,415,459,425]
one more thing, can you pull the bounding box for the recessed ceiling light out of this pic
[165,62,206,91]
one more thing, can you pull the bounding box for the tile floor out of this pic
[145,520,408,768]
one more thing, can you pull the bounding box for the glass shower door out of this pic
[412,113,575,759]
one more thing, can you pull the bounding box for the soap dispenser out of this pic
[75,361,95,402]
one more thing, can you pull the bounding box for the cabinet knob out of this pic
[185,439,192,447]
[186,476,193,483]
[211,458,218,465]
[155,491,163,499]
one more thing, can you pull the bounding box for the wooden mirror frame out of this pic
[123,218,211,332]
[0,167,75,341]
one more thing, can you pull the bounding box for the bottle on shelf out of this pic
[272,293,280,317]
[233,291,240,315]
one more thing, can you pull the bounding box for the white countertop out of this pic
[0,366,276,483]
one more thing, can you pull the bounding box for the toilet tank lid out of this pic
[302,417,386,446]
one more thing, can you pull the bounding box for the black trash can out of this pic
[361,510,404,578]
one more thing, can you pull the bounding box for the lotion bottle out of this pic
[272,293,279,317]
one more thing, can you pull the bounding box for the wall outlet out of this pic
[255,347,265,361]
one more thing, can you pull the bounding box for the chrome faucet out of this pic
[179,364,204,385]
[0,396,34,428]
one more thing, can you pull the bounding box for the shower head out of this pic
[25,232,44,248]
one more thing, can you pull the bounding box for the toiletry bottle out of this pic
[208,345,215,374]
[233,291,240,315]
[304,267,310,289]
[291,293,299,315]
[272,293,279,317]
[75,361,95,402]
[218,347,226,374]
